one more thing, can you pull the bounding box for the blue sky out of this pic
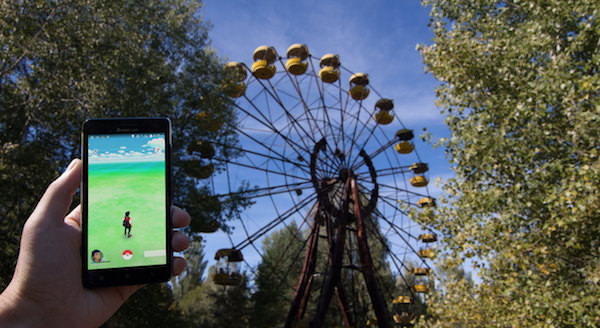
[200,0,452,278]
[203,0,448,172]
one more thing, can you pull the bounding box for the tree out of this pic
[102,283,187,328]
[0,0,240,290]
[171,234,209,301]
[416,0,600,326]
[178,265,251,328]
[209,273,252,328]
[250,221,305,327]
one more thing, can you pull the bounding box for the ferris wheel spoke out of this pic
[214,181,313,201]
[295,105,354,172]
[352,121,380,164]
[214,132,311,175]
[370,181,430,199]
[351,138,399,170]
[378,194,427,211]
[279,119,344,178]
[365,221,411,273]
[344,104,366,169]
[216,157,309,181]
[272,209,320,285]
[376,196,412,224]
[234,194,313,292]
[251,214,316,297]
[253,76,318,151]
[310,142,345,181]
[370,165,413,178]
[234,193,317,251]
[372,224,429,275]
[371,209,429,271]
[235,97,312,156]
[307,58,343,151]
[365,224,421,301]
[278,59,327,140]
[348,121,389,170]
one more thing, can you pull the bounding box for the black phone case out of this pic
[81,118,172,288]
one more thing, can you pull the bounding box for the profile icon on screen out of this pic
[91,249,103,263]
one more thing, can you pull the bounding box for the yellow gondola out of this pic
[213,248,244,286]
[222,62,247,98]
[286,43,309,75]
[375,98,394,111]
[392,295,412,304]
[227,83,247,98]
[411,267,431,275]
[417,247,435,259]
[410,175,428,187]
[319,54,340,83]
[395,141,414,154]
[186,140,215,159]
[224,61,247,80]
[418,233,438,243]
[409,162,429,174]
[252,59,276,79]
[253,45,278,63]
[195,111,224,132]
[349,73,370,100]
[416,197,436,208]
[413,284,429,293]
[395,128,414,141]
[375,110,394,125]
[393,312,416,325]
[182,160,214,179]
[252,46,277,79]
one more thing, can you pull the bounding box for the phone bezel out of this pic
[81,118,172,288]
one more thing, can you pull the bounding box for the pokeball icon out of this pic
[122,249,133,260]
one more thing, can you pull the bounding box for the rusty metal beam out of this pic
[352,178,391,328]
[310,179,351,328]
[285,204,321,328]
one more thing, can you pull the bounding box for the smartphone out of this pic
[81,118,172,288]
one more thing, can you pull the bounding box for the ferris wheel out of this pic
[188,44,438,328]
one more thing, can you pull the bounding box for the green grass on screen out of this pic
[88,161,166,269]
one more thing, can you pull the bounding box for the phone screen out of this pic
[86,133,167,270]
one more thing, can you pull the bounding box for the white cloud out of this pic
[145,138,165,151]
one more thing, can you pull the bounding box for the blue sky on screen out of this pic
[201,0,454,273]
[88,134,166,164]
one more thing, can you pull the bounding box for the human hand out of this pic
[0,159,191,327]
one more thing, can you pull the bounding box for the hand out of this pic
[0,159,191,327]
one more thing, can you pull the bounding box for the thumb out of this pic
[30,159,82,227]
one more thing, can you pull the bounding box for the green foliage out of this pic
[177,265,251,328]
[250,221,305,327]
[417,0,600,326]
[210,274,252,328]
[102,284,187,328]
[0,0,241,291]
[171,234,209,301]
